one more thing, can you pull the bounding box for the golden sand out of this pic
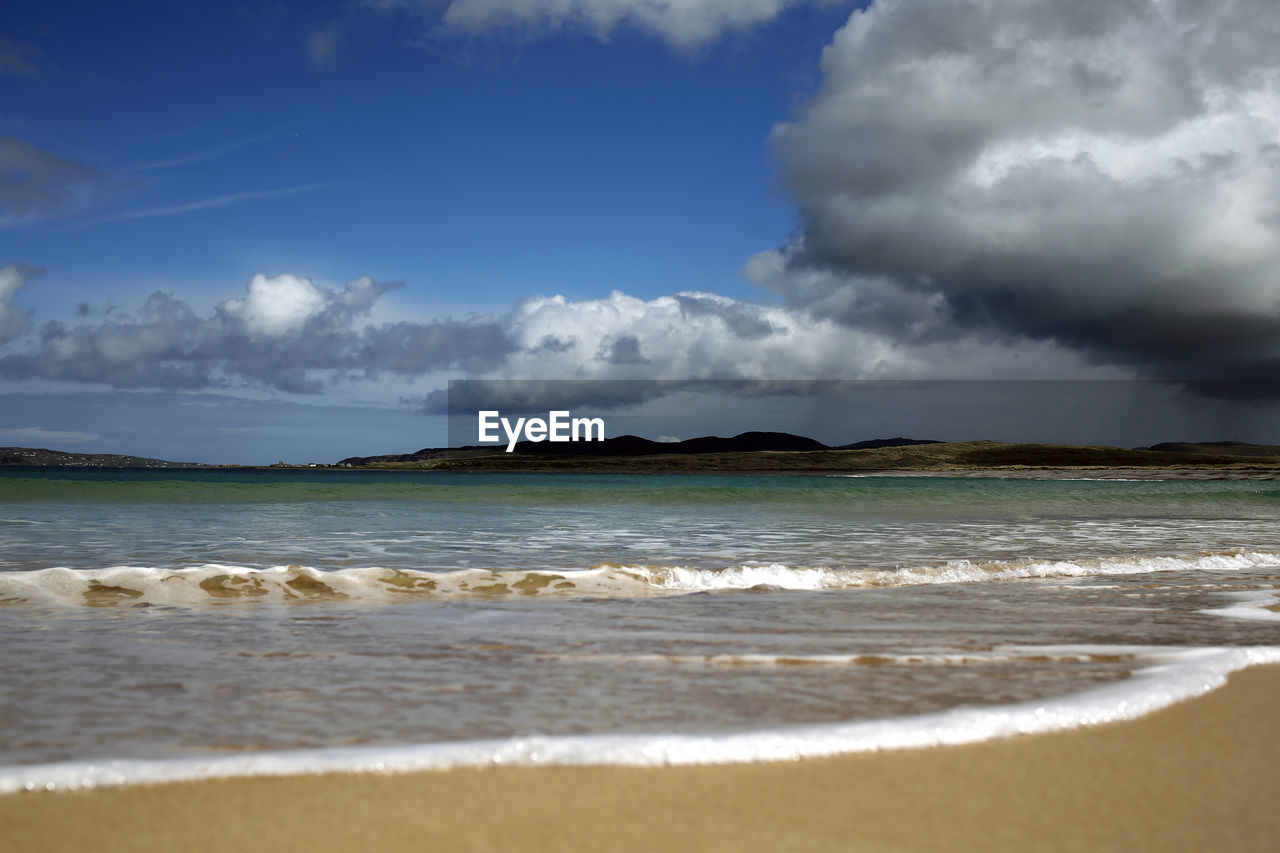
[5,663,1280,853]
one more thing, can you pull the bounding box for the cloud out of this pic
[744,248,948,341]
[0,263,38,344]
[133,132,280,171]
[0,267,1116,401]
[81,183,333,227]
[219,273,330,337]
[0,138,115,226]
[1,135,311,229]
[0,37,41,78]
[769,0,1280,379]
[307,23,344,70]
[0,274,515,393]
[498,288,1106,383]
[0,426,98,446]
[369,0,828,50]
[600,334,650,365]
[505,290,878,379]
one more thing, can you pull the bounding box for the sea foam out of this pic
[2,644,1276,793]
[1,549,1277,607]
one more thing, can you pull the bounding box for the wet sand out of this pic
[5,663,1279,852]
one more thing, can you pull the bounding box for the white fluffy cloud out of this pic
[507,289,890,378]
[770,0,1280,377]
[1,267,1115,396]
[500,288,1107,381]
[219,274,330,338]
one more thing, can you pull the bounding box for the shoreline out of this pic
[5,661,1280,851]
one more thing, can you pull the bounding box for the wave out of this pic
[1199,589,1280,622]
[3,644,1277,792]
[1,549,1277,607]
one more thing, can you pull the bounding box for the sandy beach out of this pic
[5,662,1278,853]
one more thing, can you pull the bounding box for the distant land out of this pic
[337,433,942,466]
[4,438,1280,477]
[0,447,207,468]
[333,436,1280,477]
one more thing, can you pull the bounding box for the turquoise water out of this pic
[1,469,1279,784]
[2,470,1278,574]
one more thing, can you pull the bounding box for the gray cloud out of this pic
[307,23,344,70]
[600,334,650,365]
[367,0,828,50]
[0,263,38,344]
[426,378,678,415]
[0,267,1120,402]
[501,288,1107,382]
[0,138,115,226]
[0,273,515,393]
[745,251,950,341]
[0,37,40,78]
[0,135,314,229]
[674,293,780,340]
[769,0,1280,378]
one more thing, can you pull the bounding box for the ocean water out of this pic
[1,469,1279,790]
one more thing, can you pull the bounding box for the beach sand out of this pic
[5,663,1279,853]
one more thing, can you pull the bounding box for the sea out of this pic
[2,468,1279,791]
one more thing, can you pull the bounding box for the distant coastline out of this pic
[5,437,1280,478]
[337,438,1280,479]
[0,447,207,469]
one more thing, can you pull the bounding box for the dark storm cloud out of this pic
[429,379,1280,449]
[428,379,851,417]
[0,274,515,393]
[426,379,684,416]
[769,0,1280,378]
[0,138,116,226]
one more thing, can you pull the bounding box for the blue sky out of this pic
[4,1,839,310]
[3,1,1280,462]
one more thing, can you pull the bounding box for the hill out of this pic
[0,447,205,468]
[1142,441,1280,458]
[336,438,1280,476]
[338,433,931,466]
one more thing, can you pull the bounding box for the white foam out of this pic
[2,645,1275,793]
[1,550,1277,606]
[1047,478,1157,482]
[583,645,1166,667]
[825,475,1164,481]
[1200,590,1280,622]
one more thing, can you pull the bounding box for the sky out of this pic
[2,0,1280,463]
